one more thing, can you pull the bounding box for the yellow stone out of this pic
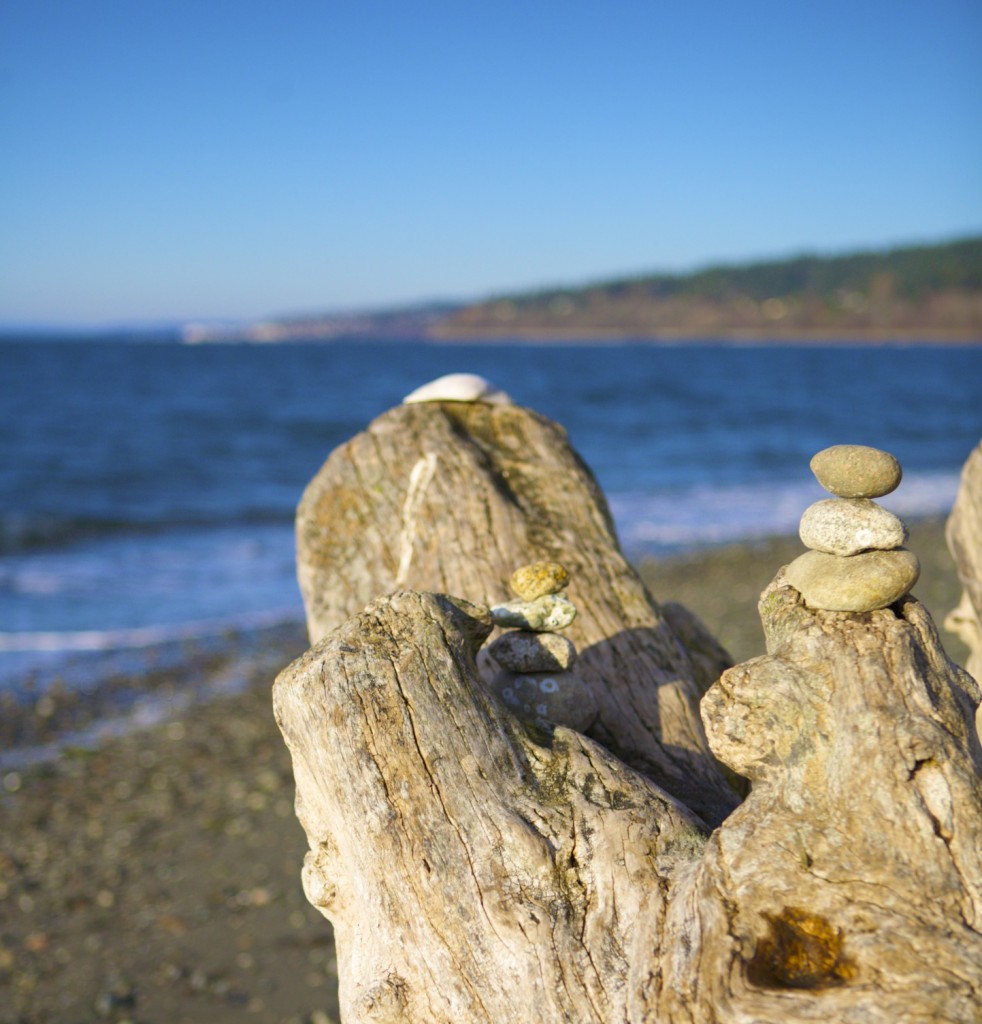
[509,561,570,601]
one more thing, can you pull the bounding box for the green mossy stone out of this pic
[490,593,577,631]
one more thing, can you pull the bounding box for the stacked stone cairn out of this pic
[484,561,598,733]
[786,444,920,612]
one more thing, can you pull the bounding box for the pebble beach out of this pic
[0,518,969,1024]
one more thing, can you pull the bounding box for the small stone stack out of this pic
[485,561,598,732]
[786,444,920,612]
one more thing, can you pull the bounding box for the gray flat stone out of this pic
[487,630,576,673]
[810,445,902,498]
[799,498,908,556]
[490,669,598,732]
[785,548,920,612]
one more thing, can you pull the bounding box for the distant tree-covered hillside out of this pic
[431,237,982,341]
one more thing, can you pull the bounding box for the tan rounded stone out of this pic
[799,498,908,556]
[490,669,598,732]
[810,445,902,498]
[785,547,920,612]
[510,561,570,601]
[487,630,576,673]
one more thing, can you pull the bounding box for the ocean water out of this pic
[2,337,981,739]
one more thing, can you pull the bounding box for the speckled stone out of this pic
[785,547,920,612]
[510,561,570,601]
[490,594,576,631]
[402,373,511,405]
[490,669,598,732]
[799,498,908,556]
[487,630,576,673]
[810,445,902,499]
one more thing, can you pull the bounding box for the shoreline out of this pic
[1,518,963,772]
[0,620,309,773]
[183,331,982,347]
[0,519,970,1023]
[426,328,982,345]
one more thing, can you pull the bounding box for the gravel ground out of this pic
[0,518,968,1023]
[0,631,338,1024]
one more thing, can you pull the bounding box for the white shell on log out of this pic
[402,373,511,405]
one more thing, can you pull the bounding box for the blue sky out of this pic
[1,0,980,326]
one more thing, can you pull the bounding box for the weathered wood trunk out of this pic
[277,399,982,1022]
[296,400,737,825]
[274,582,982,1022]
[947,440,982,683]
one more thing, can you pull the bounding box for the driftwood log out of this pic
[276,399,982,1023]
[947,440,982,684]
[295,400,737,826]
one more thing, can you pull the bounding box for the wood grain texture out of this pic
[274,581,982,1022]
[279,403,982,1022]
[296,400,737,825]
[275,591,704,1024]
[947,441,982,682]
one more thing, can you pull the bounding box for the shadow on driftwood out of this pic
[571,627,748,824]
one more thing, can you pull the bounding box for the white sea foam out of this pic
[609,469,960,554]
[0,606,302,652]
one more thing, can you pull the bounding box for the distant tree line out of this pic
[510,237,982,306]
[431,236,982,340]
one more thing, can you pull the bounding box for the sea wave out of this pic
[0,510,292,554]
[609,468,961,554]
[0,513,121,553]
[0,607,303,653]
[0,466,963,705]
